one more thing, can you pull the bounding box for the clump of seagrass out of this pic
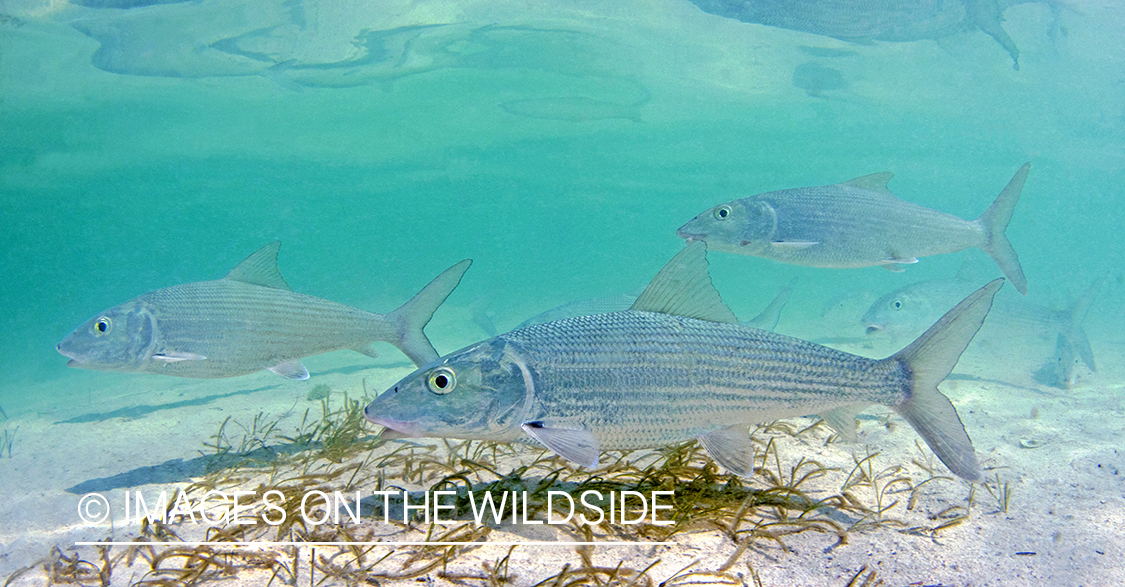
[7,386,1010,587]
[306,384,331,402]
[1,426,15,458]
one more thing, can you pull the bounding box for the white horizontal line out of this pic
[74,541,674,547]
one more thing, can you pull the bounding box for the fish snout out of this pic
[676,225,704,242]
[56,342,83,362]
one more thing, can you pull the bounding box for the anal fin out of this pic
[819,404,866,442]
[350,344,380,359]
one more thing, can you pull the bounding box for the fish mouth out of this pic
[864,324,885,335]
[364,412,420,438]
[676,228,703,242]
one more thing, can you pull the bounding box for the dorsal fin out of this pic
[842,172,894,195]
[223,241,292,290]
[630,241,738,324]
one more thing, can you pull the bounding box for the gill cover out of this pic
[57,302,159,371]
[364,340,529,441]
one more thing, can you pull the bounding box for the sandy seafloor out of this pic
[2,300,1122,587]
[2,2,1124,585]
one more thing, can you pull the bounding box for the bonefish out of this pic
[678,163,1029,295]
[366,242,1000,481]
[58,242,470,379]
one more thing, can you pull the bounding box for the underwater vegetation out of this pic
[0,426,15,459]
[306,384,332,402]
[7,381,1014,587]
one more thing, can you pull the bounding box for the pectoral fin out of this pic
[880,257,918,272]
[151,351,207,362]
[698,425,756,477]
[770,241,819,248]
[268,360,310,380]
[521,421,600,468]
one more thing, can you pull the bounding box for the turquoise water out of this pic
[1,0,1124,582]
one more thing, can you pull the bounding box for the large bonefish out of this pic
[367,242,1000,481]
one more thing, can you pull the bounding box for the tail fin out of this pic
[388,259,472,367]
[468,292,499,338]
[977,163,1029,295]
[889,278,1005,482]
[743,277,797,332]
[1057,275,1105,372]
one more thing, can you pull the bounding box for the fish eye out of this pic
[94,317,112,335]
[713,205,733,220]
[427,367,457,395]
[892,301,902,310]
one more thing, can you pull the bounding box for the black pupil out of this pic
[719,208,728,217]
[894,302,901,309]
[434,374,449,388]
[97,320,108,332]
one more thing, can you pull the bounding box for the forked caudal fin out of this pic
[888,278,1005,483]
[388,259,473,367]
[1058,275,1106,372]
[977,163,1029,295]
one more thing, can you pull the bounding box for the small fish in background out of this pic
[798,45,858,58]
[514,277,796,332]
[71,0,190,8]
[515,294,639,330]
[1033,333,1080,390]
[862,271,1103,387]
[677,163,1030,295]
[366,242,1002,482]
[57,242,471,380]
[498,96,646,123]
[791,61,848,97]
[686,0,1039,69]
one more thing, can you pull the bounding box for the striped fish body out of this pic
[367,242,1000,481]
[715,185,982,267]
[58,242,471,379]
[113,280,408,379]
[504,311,907,450]
[678,164,1029,294]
